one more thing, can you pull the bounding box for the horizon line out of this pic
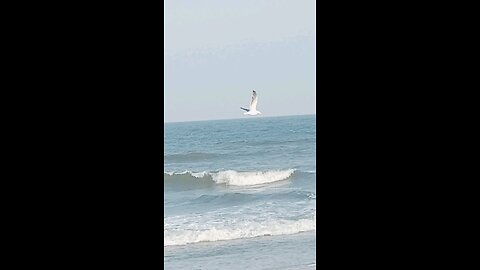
[164,113,316,124]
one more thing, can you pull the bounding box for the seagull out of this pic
[240,90,262,116]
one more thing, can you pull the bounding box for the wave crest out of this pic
[164,216,315,246]
[164,169,296,187]
[211,169,295,186]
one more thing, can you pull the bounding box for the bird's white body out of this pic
[240,90,262,116]
[244,110,261,115]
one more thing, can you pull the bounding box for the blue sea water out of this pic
[164,114,316,270]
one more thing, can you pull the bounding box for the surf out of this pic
[164,169,298,188]
[164,215,316,247]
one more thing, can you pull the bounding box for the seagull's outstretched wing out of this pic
[250,90,258,111]
[240,107,249,112]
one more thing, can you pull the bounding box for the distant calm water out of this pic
[164,114,316,270]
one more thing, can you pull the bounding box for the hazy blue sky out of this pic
[164,0,316,122]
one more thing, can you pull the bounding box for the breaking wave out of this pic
[164,169,298,187]
[164,215,316,246]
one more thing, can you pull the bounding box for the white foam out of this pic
[211,169,295,186]
[164,170,190,176]
[164,216,316,246]
[191,171,208,178]
[164,169,296,186]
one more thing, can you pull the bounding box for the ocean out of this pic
[164,114,316,270]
